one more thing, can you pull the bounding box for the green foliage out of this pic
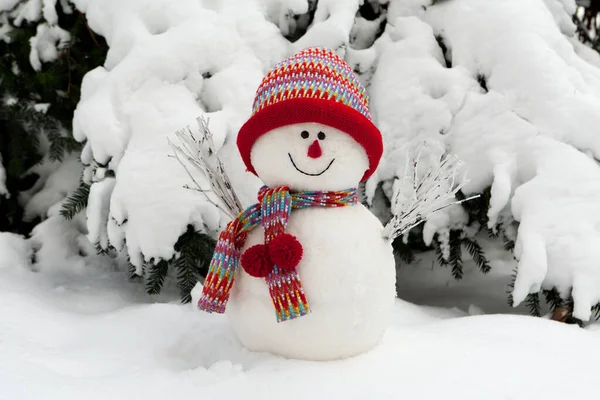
[94,241,116,256]
[542,288,572,313]
[457,187,492,228]
[0,118,43,233]
[461,237,491,274]
[431,231,491,280]
[592,303,600,320]
[145,259,170,295]
[59,180,90,219]
[392,237,415,265]
[1,8,108,122]
[574,1,600,53]
[433,236,449,269]
[128,261,143,281]
[524,293,541,317]
[502,233,515,252]
[141,225,216,302]
[1,3,214,304]
[506,267,517,308]
[173,225,216,303]
[542,289,585,326]
[506,282,598,325]
[448,230,463,280]
[0,2,107,233]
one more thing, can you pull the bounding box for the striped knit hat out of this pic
[237,47,383,182]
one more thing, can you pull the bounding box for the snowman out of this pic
[197,47,397,361]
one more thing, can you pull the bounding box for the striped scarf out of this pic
[198,185,358,322]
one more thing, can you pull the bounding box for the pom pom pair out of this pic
[241,233,303,278]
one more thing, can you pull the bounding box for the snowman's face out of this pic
[250,122,369,191]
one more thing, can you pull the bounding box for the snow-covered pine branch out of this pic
[382,142,478,243]
[168,117,243,221]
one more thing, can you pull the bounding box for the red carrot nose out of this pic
[307,140,322,158]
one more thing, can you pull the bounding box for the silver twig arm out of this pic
[382,142,479,242]
[167,116,244,221]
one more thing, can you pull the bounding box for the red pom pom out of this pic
[241,244,274,278]
[268,233,303,270]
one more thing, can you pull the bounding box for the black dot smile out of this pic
[288,153,335,176]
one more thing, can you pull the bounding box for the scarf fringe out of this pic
[267,266,311,322]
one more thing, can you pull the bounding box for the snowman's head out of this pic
[250,122,369,191]
[236,46,384,192]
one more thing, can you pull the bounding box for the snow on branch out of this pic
[168,116,243,221]
[382,142,478,242]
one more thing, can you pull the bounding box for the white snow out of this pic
[86,177,116,250]
[292,0,361,51]
[29,22,70,71]
[42,0,58,25]
[0,232,32,269]
[0,0,20,12]
[33,102,50,113]
[4,0,600,394]
[70,0,283,270]
[0,14,11,42]
[21,153,82,222]
[510,136,600,320]
[369,0,600,318]
[0,240,599,399]
[10,0,42,26]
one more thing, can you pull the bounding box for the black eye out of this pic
[317,131,326,140]
[301,130,309,139]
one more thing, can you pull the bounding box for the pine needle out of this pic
[59,181,90,219]
[145,259,169,295]
[462,237,491,274]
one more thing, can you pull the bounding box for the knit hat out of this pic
[237,46,383,182]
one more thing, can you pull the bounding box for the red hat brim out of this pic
[237,97,383,183]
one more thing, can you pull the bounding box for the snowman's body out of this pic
[227,204,396,360]
[198,47,397,361]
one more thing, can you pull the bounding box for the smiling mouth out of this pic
[288,153,335,176]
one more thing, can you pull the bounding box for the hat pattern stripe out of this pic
[251,47,371,120]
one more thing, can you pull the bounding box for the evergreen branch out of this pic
[506,267,517,307]
[128,262,142,281]
[48,135,82,162]
[392,237,415,265]
[174,255,196,303]
[145,259,169,295]
[59,181,90,219]
[542,288,563,312]
[434,235,449,268]
[173,226,216,303]
[502,233,515,252]
[592,303,600,321]
[95,241,110,255]
[461,237,491,274]
[358,181,369,207]
[449,230,463,280]
[457,186,491,227]
[487,227,499,238]
[525,292,541,317]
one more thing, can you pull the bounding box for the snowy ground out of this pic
[4,0,600,398]
[2,233,600,400]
